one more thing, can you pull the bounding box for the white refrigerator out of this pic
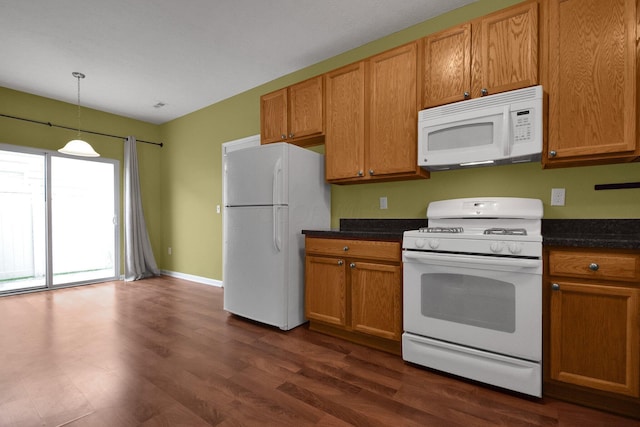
[223,142,330,330]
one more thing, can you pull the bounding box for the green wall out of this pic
[2,0,639,284]
[0,86,163,272]
[159,0,640,281]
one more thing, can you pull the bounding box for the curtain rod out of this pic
[0,113,163,147]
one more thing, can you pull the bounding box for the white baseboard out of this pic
[160,270,223,287]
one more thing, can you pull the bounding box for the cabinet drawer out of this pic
[548,249,640,282]
[305,237,400,262]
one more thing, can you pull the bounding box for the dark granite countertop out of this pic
[302,218,429,241]
[542,219,640,250]
[303,218,640,250]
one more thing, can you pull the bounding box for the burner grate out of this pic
[419,227,464,234]
[483,228,527,236]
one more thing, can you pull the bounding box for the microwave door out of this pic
[419,105,507,169]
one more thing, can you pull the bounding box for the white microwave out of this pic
[418,85,543,171]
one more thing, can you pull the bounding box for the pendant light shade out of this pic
[59,139,100,157]
[59,72,100,157]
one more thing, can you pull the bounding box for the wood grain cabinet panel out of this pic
[325,43,427,184]
[351,261,402,341]
[543,0,639,166]
[421,1,538,108]
[550,281,639,397]
[422,24,472,108]
[305,255,347,327]
[305,237,402,354]
[260,75,324,146]
[260,89,288,144]
[472,0,538,98]
[545,247,640,418]
[324,63,366,181]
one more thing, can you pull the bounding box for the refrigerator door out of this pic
[225,143,288,206]
[223,205,289,328]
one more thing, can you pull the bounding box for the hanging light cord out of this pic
[73,71,84,140]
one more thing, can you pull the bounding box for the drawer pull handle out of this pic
[551,283,560,291]
[350,263,356,269]
[589,263,599,271]
[343,246,349,251]
[337,260,344,266]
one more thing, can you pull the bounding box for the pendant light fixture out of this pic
[58,72,100,157]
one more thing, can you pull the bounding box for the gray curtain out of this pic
[124,136,160,281]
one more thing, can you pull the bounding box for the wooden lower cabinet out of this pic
[544,247,640,419]
[305,237,402,354]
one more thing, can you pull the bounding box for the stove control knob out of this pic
[415,238,426,248]
[428,239,440,249]
[508,243,522,254]
[490,241,504,253]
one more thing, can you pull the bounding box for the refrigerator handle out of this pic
[272,158,282,205]
[273,206,281,252]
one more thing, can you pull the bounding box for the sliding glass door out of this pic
[0,144,119,294]
[0,150,46,292]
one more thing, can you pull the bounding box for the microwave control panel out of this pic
[512,109,534,143]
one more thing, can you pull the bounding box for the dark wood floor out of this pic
[0,276,637,426]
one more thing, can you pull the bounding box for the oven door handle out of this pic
[403,251,541,269]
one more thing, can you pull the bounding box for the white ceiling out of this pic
[0,0,477,125]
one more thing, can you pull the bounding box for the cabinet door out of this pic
[422,24,472,108]
[350,261,402,341]
[472,0,538,98]
[289,76,324,140]
[260,88,288,144]
[368,43,419,177]
[305,255,347,327]
[325,62,366,181]
[545,0,638,163]
[550,281,639,397]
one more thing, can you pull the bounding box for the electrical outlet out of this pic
[168,247,172,255]
[551,188,565,206]
[379,196,388,209]
[216,204,221,214]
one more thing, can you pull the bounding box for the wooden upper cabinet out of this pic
[368,42,424,178]
[471,0,538,98]
[289,76,324,140]
[421,1,538,108]
[544,0,639,166]
[422,24,472,108]
[325,62,366,181]
[260,88,288,144]
[325,42,428,183]
[260,75,324,146]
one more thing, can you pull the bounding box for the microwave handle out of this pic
[503,106,511,157]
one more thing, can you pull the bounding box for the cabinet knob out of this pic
[281,134,287,140]
[289,133,294,138]
[343,246,349,251]
[463,91,470,99]
[481,88,488,96]
[549,150,557,157]
[337,260,344,266]
[349,263,356,269]
[589,263,599,271]
[551,283,560,291]
[369,169,375,176]
[357,170,364,176]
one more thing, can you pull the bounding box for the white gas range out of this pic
[402,197,543,397]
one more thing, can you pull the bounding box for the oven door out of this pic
[402,250,541,362]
